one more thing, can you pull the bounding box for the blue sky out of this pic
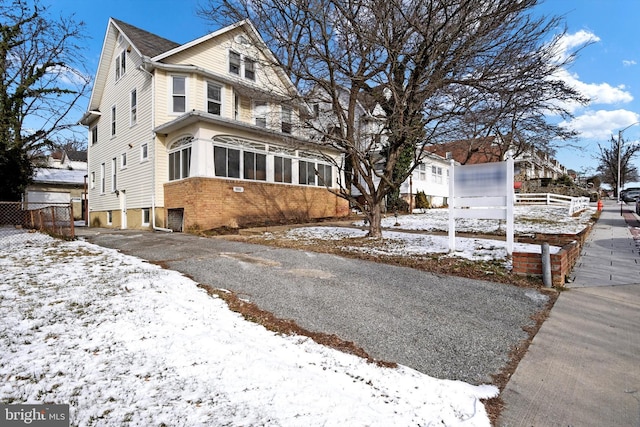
[49,0,640,183]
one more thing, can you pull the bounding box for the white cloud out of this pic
[557,68,634,105]
[623,59,637,67]
[555,30,600,62]
[560,109,640,139]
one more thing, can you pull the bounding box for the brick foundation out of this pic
[164,177,349,231]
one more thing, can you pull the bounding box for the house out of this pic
[24,150,88,221]
[80,18,348,231]
[307,85,453,209]
[399,152,452,208]
[426,138,568,185]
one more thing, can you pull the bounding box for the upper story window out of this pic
[415,163,427,181]
[90,126,98,145]
[111,158,117,192]
[254,101,267,128]
[281,105,292,134]
[100,163,105,193]
[115,50,126,81]
[432,165,443,184]
[140,143,149,162]
[130,89,137,126]
[168,136,192,181]
[244,58,255,80]
[111,105,116,136]
[207,82,222,115]
[171,76,186,113]
[229,50,256,80]
[229,51,241,75]
[233,93,239,120]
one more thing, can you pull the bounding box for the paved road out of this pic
[78,228,549,385]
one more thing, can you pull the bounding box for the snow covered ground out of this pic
[1,232,498,426]
[275,205,596,262]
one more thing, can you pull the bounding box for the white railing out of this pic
[515,193,590,215]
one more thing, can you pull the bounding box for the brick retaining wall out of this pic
[512,222,594,286]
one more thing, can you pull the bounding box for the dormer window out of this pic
[229,51,240,75]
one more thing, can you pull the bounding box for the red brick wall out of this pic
[512,223,592,286]
[164,177,349,230]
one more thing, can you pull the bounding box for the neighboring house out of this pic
[25,150,88,221]
[399,152,451,208]
[80,18,348,231]
[427,138,568,184]
[308,85,452,209]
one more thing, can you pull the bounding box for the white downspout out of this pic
[141,59,172,232]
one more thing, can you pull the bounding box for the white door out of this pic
[119,191,127,229]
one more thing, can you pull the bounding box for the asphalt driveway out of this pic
[78,228,549,385]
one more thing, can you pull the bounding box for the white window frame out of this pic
[120,152,127,169]
[91,126,98,146]
[254,101,267,128]
[206,81,222,116]
[130,88,137,126]
[142,208,150,226]
[100,163,105,194]
[416,163,427,181]
[111,104,117,137]
[170,75,187,114]
[229,51,240,75]
[432,165,443,184]
[90,171,95,189]
[281,105,292,134]
[273,155,293,183]
[244,57,255,80]
[140,143,149,162]
[115,50,126,81]
[111,158,117,192]
[168,136,193,181]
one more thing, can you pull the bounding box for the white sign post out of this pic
[448,153,514,255]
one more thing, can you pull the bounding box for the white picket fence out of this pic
[515,193,590,215]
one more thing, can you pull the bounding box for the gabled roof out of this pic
[82,18,300,125]
[111,18,180,59]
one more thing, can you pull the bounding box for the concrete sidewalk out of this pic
[498,199,640,426]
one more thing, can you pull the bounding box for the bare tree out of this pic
[596,136,640,197]
[0,0,90,200]
[200,0,587,237]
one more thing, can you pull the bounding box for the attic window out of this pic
[115,50,126,81]
[229,51,240,75]
[244,58,255,80]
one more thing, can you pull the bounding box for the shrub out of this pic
[415,191,430,209]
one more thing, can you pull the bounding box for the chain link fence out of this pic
[0,202,75,243]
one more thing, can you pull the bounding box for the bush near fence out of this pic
[0,202,75,242]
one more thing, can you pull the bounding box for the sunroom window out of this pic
[168,136,192,181]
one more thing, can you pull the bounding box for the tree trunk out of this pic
[366,201,384,238]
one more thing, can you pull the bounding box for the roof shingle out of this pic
[111,18,180,58]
